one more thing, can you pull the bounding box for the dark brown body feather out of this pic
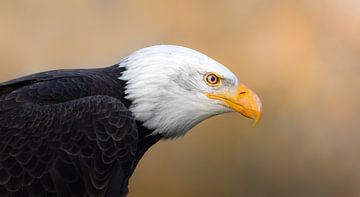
[0,65,161,197]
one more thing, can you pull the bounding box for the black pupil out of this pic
[209,75,217,83]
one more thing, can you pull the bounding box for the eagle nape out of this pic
[0,45,262,197]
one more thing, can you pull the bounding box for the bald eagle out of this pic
[0,45,262,197]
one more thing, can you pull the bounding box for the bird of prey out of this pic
[0,45,262,197]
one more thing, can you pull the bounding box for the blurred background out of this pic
[0,0,359,196]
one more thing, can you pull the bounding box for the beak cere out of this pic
[207,83,263,124]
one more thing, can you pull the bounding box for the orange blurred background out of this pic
[0,1,359,196]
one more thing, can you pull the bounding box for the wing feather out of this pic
[0,95,138,197]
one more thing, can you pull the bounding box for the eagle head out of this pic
[119,45,262,138]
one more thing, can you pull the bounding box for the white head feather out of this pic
[119,45,240,138]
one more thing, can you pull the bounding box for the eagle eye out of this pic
[204,73,221,86]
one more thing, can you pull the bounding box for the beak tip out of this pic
[250,109,262,126]
[254,114,262,125]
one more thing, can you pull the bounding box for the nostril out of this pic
[239,91,246,95]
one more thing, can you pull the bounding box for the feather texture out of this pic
[0,66,159,197]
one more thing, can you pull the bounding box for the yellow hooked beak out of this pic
[207,83,262,124]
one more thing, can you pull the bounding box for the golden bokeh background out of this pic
[0,1,359,196]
